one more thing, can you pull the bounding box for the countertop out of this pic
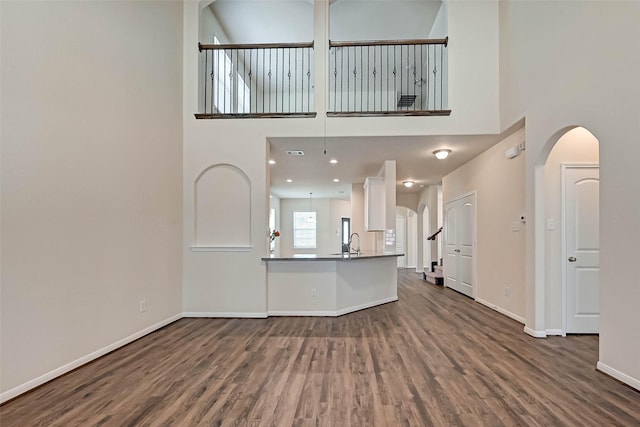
[261,252,404,261]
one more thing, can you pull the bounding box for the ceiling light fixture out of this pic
[333,178,340,182]
[330,159,338,164]
[268,159,276,165]
[433,149,451,160]
[286,179,293,183]
[403,180,415,188]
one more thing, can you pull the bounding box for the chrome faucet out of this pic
[348,232,360,255]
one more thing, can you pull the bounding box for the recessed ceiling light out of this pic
[268,159,276,165]
[333,178,340,182]
[403,180,415,188]
[286,179,293,183]
[330,159,338,164]
[433,149,451,160]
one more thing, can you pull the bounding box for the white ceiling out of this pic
[210,0,442,44]
[269,129,520,200]
[211,0,314,44]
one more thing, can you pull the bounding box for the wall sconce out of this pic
[433,149,451,160]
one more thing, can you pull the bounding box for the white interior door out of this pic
[396,216,406,267]
[444,194,475,298]
[565,165,600,333]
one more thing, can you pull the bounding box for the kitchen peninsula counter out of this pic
[263,251,403,317]
[261,251,402,262]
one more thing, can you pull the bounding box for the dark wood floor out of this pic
[2,269,639,426]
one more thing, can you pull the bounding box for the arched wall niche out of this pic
[194,163,252,250]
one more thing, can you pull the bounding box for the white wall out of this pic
[428,1,448,39]
[351,183,376,252]
[279,198,349,255]
[443,128,526,322]
[500,1,640,388]
[1,0,183,398]
[201,4,227,43]
[544,128,599,330]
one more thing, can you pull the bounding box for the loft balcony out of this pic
[195,41,317,119]
[195,38,449,119]
[328,38,450,117]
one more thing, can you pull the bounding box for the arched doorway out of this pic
[535,126,600,336]
[396,206,418,268]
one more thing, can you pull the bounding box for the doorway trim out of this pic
[561,163,599,336]
[443,190,478,300]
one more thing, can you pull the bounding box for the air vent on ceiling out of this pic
[286,150,305,156]
[397,94,417,108]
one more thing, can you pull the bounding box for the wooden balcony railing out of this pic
[328,38,450,117]
[195,38,449,119]
[196,42,316,119]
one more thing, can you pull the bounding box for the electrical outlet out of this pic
[139,300,147,313]
[311,288,317,297]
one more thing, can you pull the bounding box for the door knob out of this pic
[568,256,577,262]
[454,249,461,253]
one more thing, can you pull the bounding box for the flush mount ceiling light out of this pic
[433,149,451,160]
[333,178,340,182]
[330,159,338,164]
[403,180,415,188]
[268,159,276,165]
[285,179,293,183]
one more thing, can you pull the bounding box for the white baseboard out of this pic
[336,296,398,316]
[475,298,526,324]
[597,361,640,391]
[182,312,268,318]
[0,313,182,405]
[545,329,564,336]
[523,326,547,338]
[268,297,398,318]
[268,310,337,317]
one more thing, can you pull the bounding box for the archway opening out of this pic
[538,126,600,336]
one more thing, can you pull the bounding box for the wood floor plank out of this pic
[1,269,639,426]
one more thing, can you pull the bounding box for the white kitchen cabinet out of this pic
[364,177,385,231]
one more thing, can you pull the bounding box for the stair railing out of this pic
[427,226,443,241]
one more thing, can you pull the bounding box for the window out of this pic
[341,217,350,252]
[293,211,317,249]
[213,37,249,114]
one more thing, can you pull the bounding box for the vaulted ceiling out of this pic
[207,1,509,201]
[210,0,443,44]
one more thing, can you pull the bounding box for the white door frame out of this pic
[396,215,406,268]
[561,163,599,336]
[443,190,478,300]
